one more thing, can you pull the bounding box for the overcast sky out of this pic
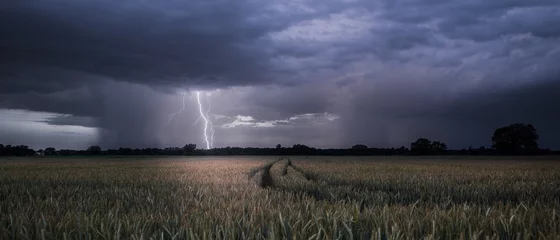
[1,0,559,150]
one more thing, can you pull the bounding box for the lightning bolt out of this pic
[196,91,213,149]
[206,94,215,148]
[168,91,214,149]
[167,92,187,124]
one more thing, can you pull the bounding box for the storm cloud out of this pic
[1,0,559,149]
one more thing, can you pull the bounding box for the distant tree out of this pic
[44,147,57,156]
[292,144,313,155]
[411,138,432,155]
[351,144,368,150]
[22,145,35,156]
[292,144,312,152]
[118,147,132,155]
[431,141,447,153]
[0,144,35,156]
[37,149,44,155]
[183,143,196,155]
[58,149,77,156]
[492,123,539,154]
[411,138,447,155]
[86,146,102,155]
[276,144,282,149]
[162,147,182,155]
[291,144,307,149]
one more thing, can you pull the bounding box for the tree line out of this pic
[1,123,557,156]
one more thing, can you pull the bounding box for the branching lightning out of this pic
[168,91,214,149]
[167,92,187,124]
[196,91,214,149]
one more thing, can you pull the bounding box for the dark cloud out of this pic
[335,78,560,149]
[0,0,559,149]
[433,79,560,149]
[0,86,99,116]
[0,0,280,92]
[440,7,560,41]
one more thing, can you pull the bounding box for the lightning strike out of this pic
[206,94,215,148]
[167,92,187,124]
[196,91,213,149]
[168,91,214,149]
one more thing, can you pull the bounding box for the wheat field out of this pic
[1,156,559,239]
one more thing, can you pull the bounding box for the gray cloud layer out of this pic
[1,0,559,149]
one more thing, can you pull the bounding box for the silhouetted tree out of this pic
[58,149,80,156]
[397,146,409,154]
[0,145,35,156]
[163,147,182,155]
[351,144,368,150]
[183,144,196,155]
[492,123,539,154]
[411,138,447,155]
[86,146,102,155]
[411,138,432,155]
[291,144,314,155]
[117,148,132,155]
[43,147,57,156]
[431,141,447,154]
[276,144,282,149]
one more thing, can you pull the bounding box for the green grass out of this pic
[1,156,559,239]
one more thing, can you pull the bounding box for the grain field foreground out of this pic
[1,156,559,239]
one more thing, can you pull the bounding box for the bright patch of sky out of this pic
[0,109,98,149]
[221,112,339,128]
